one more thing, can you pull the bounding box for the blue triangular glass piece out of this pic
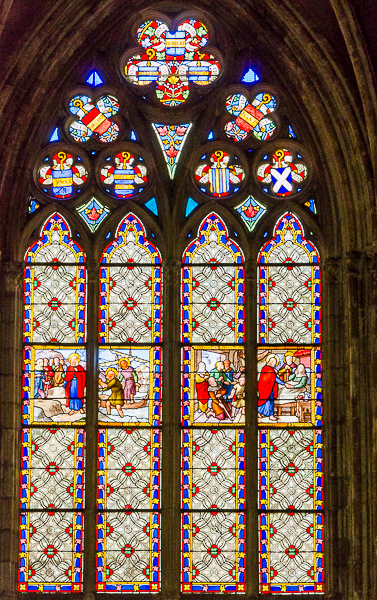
[29,199,40,214]
[86,70,104,86]
[49,127,60,142]
[145,197,158,216]
[288,125,296,138]
[106,231,111,239]
[186,197,198,217]
[241,67,259,83]
[305,198,317,214]
[207,131,214,140]
[130,130,137,141]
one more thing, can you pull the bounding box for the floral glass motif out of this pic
[37,151,88,199]
[257,214,323,595]
[76,197,110,232]
[68,94,120,143]
[21,428,85,510]
[97,213,162,593]
[181,214,246,593]
[258,213,321,346]
[99,213,162,346]
[152,123,192,178]
[19,511,84,593]
[235,195,267,232]
[224,91,278,142]
[257,148,308,197]
[100,151,148,198]
[96,429,161,593]
[20,214,87,594]
[123,18,222,107]
[195,150,245,197]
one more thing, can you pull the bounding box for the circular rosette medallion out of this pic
[97,147,149,199]
[35,148,89,199]
[193,146,247,198]
[255,145,310,198]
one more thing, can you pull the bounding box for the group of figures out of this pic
[32,349,86,422]
[257,349,311,423]
[194,349,245,424]
[97,348,152,424]
[191,347,313,426]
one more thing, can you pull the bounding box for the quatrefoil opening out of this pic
[36,150,89,199]
[224,88,279,143]
[256,147,309,198]
[122,18,222,107]
[98,150,148,199]
[194,147,247,198]
[67,94,120,143]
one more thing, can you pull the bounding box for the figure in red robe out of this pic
[64,353,86,415]
[258,354,285,421]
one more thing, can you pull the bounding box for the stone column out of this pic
[0,261,23,598]
[160,259,181,600]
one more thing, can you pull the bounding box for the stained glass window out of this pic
[18,9,327,596]
[181,213,246,593]
[97,213,162,593]
[257,213,323,594]
[20,213,87,593]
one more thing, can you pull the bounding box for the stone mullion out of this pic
[244,257,258,598]
[82,260,98,599]
[160,259,181,599]
[0,261,24,599]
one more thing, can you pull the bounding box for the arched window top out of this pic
[258,212,319,264]
[25,213,85,264]
[101,213,161,264]
[183,213,244,264]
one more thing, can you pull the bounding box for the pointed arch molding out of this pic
[0,2,376,599]
[0,0,374,257]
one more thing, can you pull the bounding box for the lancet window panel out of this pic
[19,214,87,594]
[181,214,246,594]
[257,213,324,596]
[96,213,162,594]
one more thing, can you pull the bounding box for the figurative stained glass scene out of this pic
[24,347,87,424]
[257,214,323,595]
[182,347,245,425]
[194,150,246,197]
[37,151,88,199]
[99,151,148,198]
[257,347,322,427]
[123,18,222,106]
[224,90,278,142]
[256,148,308,197]
[21,11,325,595]
[20,214,87,593]
[181,214,246,593]
[97,347,162,426]
[67,94,120,143]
